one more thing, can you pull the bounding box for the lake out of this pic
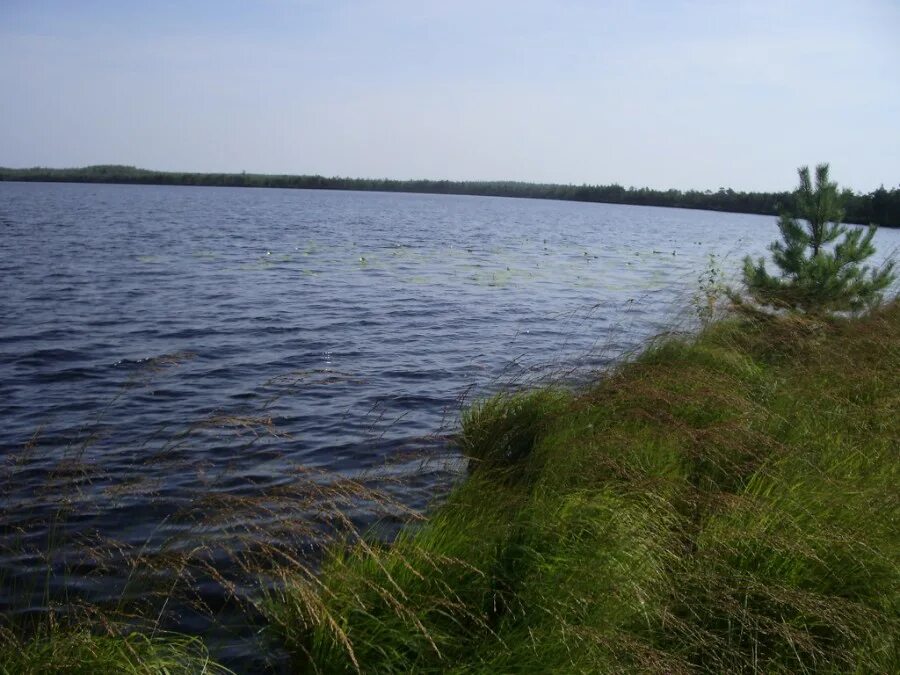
[1,182,897,667]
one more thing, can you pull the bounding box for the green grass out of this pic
[262,301,900,673]
[0,625,230,674]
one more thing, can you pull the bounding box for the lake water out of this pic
[1,182,897,667]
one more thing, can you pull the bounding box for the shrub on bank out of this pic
[743,163,895,312]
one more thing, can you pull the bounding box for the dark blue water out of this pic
[2,182,897,668]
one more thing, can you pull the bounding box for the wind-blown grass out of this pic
[0,625,229,674]
[262,300,900,673]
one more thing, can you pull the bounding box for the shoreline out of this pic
[4,300,897,672]
[2,166,898,227]
[266,300,900,672]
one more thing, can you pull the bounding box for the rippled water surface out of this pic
[2,182,897,668]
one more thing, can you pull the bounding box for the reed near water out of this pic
[262,297,899,672]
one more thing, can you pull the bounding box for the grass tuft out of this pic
[0,626,230,675]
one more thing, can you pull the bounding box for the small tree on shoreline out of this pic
[742,164,895,313]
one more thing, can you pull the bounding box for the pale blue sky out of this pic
[1,0,898,191]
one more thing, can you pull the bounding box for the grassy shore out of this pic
[2,301,897,673]
[0,626,228,675]
[263,300,899,673]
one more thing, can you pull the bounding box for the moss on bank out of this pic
[263,302,900,673]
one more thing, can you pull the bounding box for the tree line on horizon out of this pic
[1,164,898,227]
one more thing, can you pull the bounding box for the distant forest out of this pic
[2,164,898,227]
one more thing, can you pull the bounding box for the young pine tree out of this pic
[743,164,895,312]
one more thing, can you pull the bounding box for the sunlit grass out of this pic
[0,624,230,675]
[263,300,900,673]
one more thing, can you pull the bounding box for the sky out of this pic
[1,0,898,192]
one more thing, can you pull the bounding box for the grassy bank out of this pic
[263,301,899,673]
[2,301,897,673]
